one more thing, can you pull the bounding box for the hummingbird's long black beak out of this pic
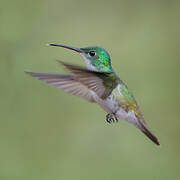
[49,43,83,53]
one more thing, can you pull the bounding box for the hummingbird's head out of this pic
[49,43,113,72]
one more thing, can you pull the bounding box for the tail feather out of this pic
[139,122,160,146]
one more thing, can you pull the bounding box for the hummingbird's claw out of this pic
[106,113,118,124]
[115,115,118,122]
[106,113,113,124]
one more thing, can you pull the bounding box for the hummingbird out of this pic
[25,43,160,146]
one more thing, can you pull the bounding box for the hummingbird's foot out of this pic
[114,114,118,122]
[106,113,118,124]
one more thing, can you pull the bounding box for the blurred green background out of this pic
[1,0,180,179]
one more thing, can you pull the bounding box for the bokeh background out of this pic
[1,0,180,179]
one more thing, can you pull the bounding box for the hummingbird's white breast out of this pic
[90,84,139,126]
[80,53,98,71]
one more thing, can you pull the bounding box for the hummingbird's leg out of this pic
[106,113,118,124]
[106,113,116,124]
[106,113,113,124]
[113,113,118,123]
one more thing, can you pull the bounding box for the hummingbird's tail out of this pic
[138,122,160,146]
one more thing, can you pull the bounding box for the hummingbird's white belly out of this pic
[90,91,119,113]
[90,84,122,113]
[90,86,139,126]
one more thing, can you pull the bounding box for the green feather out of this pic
[119,81,137,106]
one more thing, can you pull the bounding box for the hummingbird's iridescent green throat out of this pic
[49,43,113,72]
[26,43,160,146]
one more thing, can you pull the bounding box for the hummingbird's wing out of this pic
[58,61,119,99]
[25,60,118,102]
[25,72,95,102]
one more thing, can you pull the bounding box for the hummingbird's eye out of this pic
[88,51,96,57]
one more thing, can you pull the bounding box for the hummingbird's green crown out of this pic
[80,46,113,72]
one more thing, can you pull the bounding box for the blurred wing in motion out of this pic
[25,61,117,101]
[25,72,95,102]
[58,61,118,99]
